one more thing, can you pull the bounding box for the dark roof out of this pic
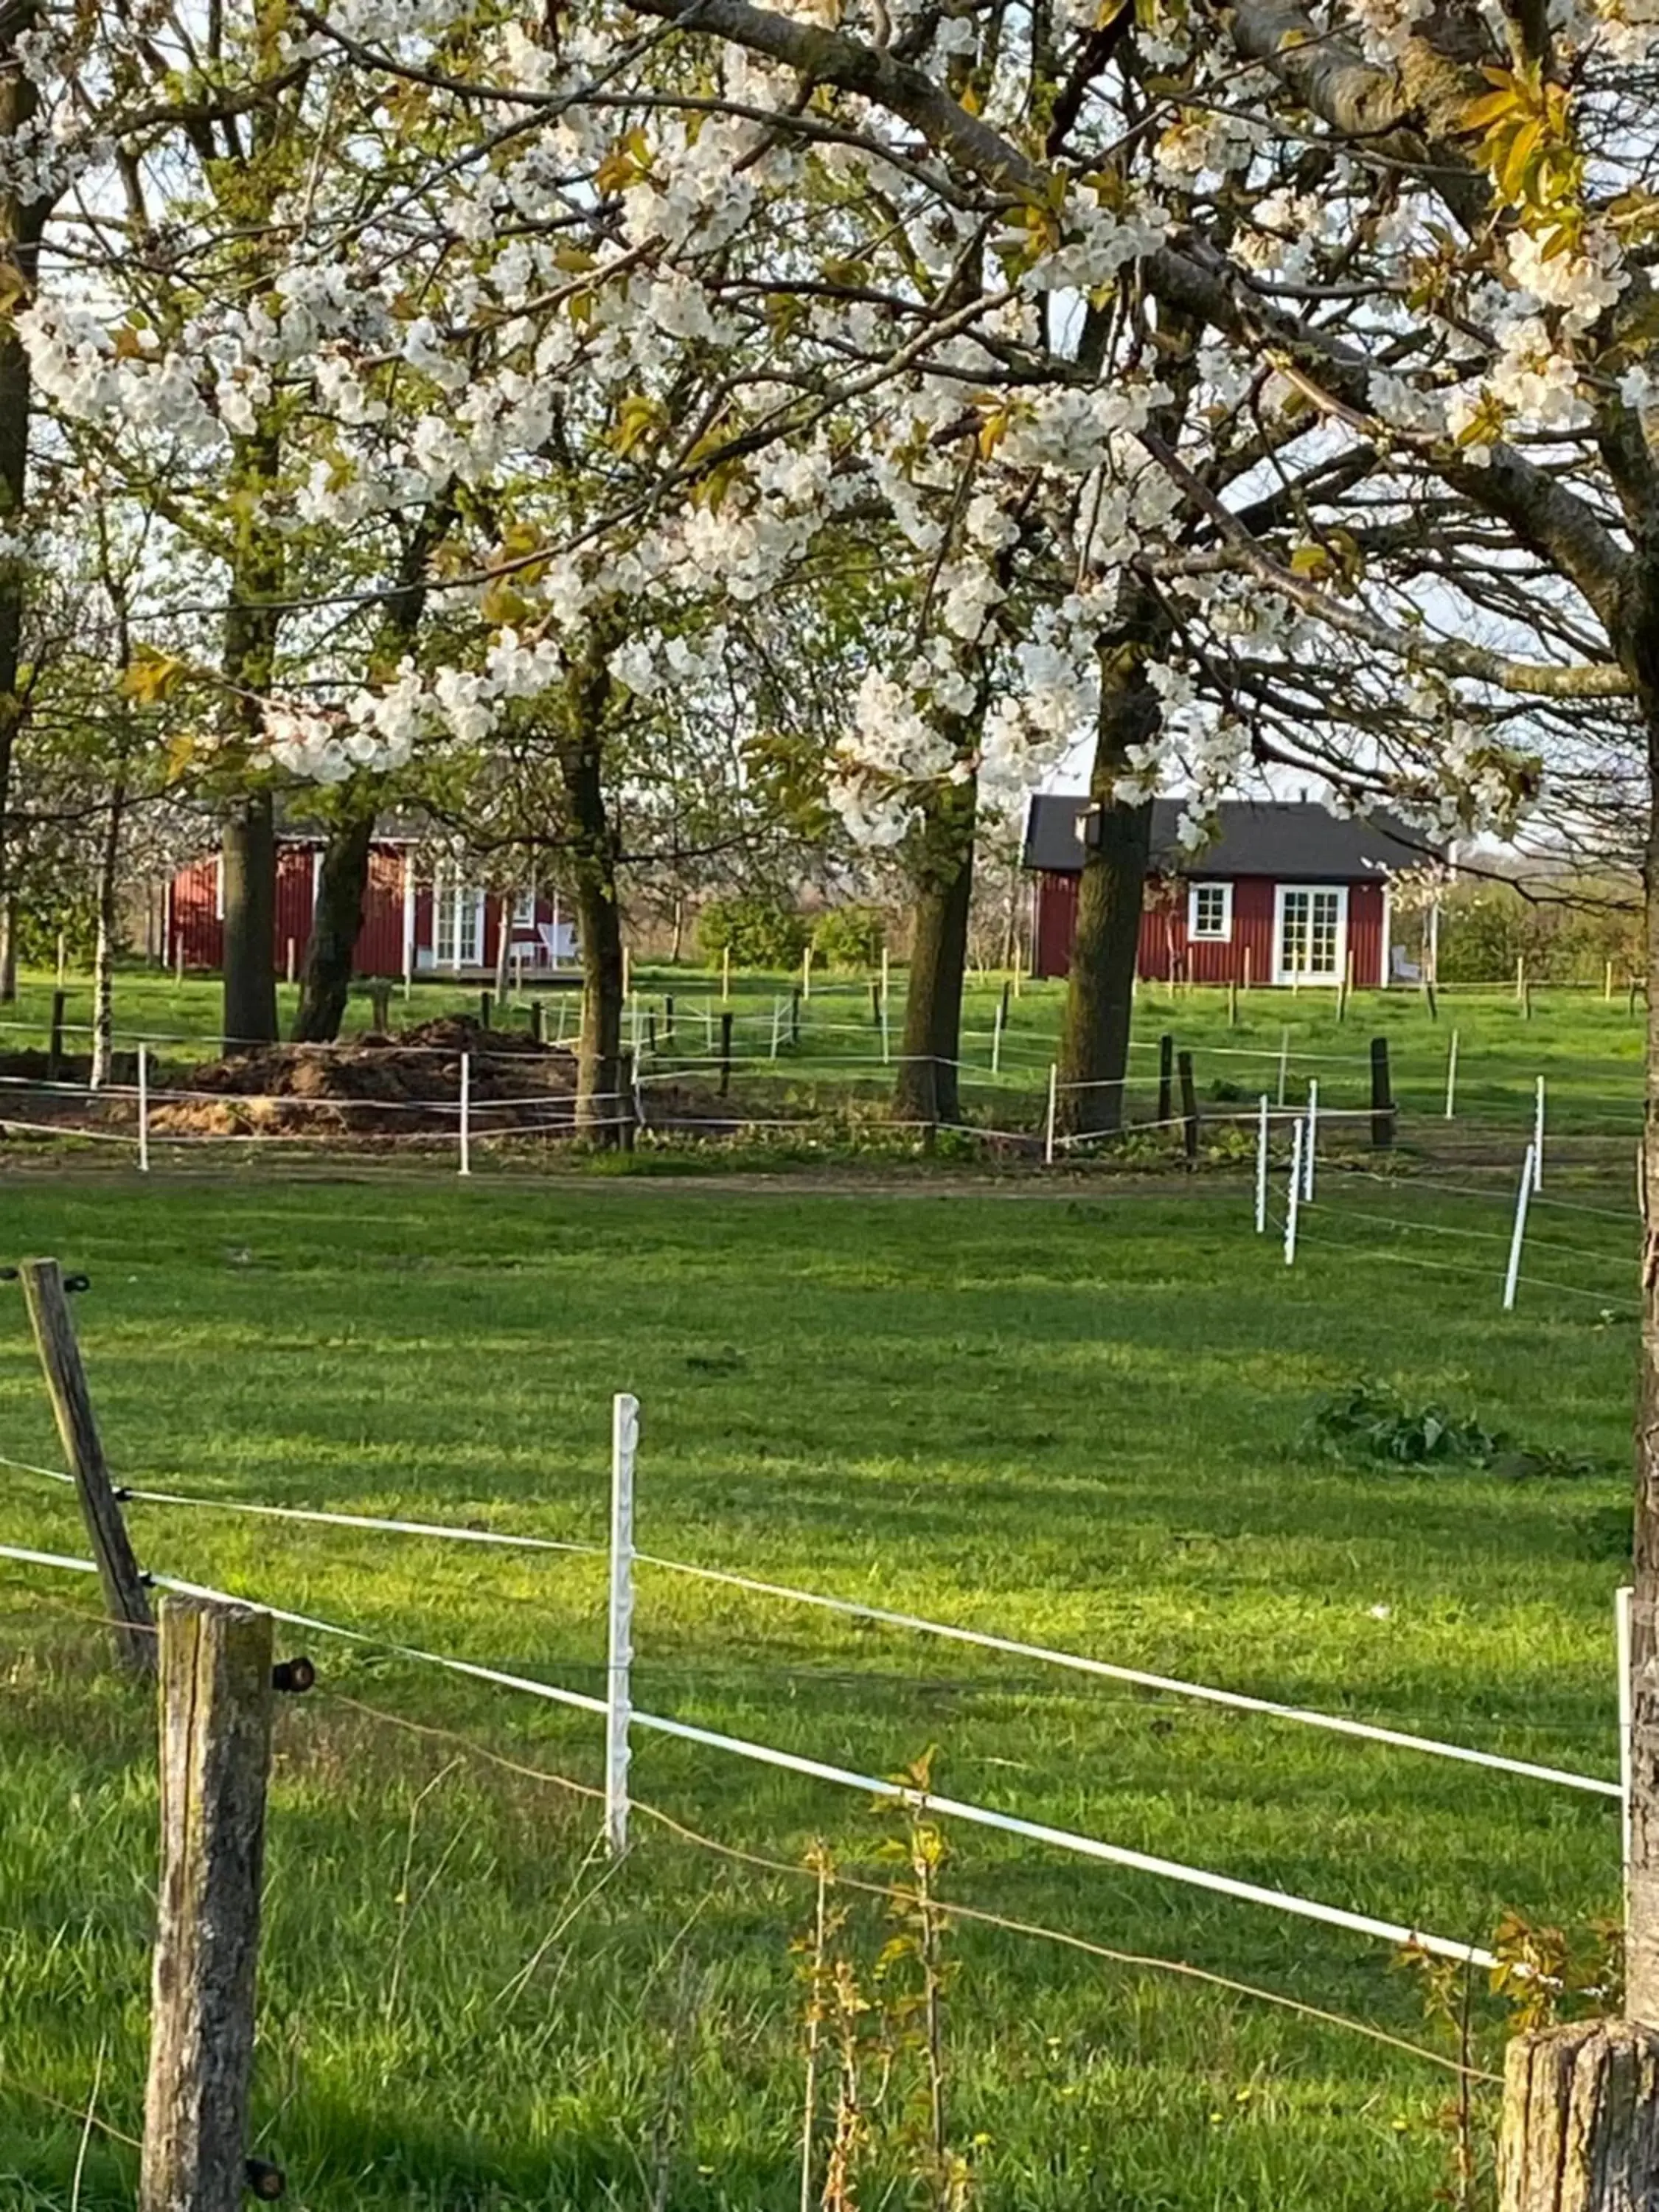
[1022,796,1438,880]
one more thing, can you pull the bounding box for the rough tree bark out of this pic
[89,766,128,1089]
[0,13,52,1005]
[894,772,976,1127]
[1055,646,1161,1138]
[1626,577,1659,2031]
[291,511,451,1042]
[291,788,376,1042]
[559,633,625,1140]
[219,420,283,1051]
[1498,2019,1659,2211]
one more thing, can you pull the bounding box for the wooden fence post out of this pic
[1157,1033,1174,1126]
[140,1594,276,2212]
[369,981,392,1032]
[531,999,546,1047]
[664,994,675,1048]
[479,990,493,1031]
[719,1011,733,1097]
[1177,1050,1200,1165]
[1498,2020,1659,2210]
[18,1259,153,1673]
[1369,1037,1395,1150]
[48,988,67,1081]
[790,988,801,1047]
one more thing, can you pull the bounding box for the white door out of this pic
[1275,885,1347,984]
[434,871,484,970]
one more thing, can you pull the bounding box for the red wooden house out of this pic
[165,834,577,979]
[1025,797,1432,988]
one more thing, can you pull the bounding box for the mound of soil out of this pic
[147,1018,581,1138]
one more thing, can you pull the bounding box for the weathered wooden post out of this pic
[48,988,67,1081]
[719,1011,733,1097]
[531,998,546,1047]
[790,988,801,1047]
[479,990,493,1030]
[139,1594,276,2212]
[1498,2020,1659,2211]
[368,981,392,1032]
[1177,1049,1200,1166]
[1157,1033,1174,1127]
[664,994,675,1048]
[1369,1037,1395,1150]
[18,1259,153,1673]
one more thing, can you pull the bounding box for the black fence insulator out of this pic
[246,2157,287,2199]
[271,1657,316,1695]
[0,1267,88,1292]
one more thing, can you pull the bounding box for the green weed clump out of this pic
[1304,1378,1604,1481]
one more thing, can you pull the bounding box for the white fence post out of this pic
[1444,1027,1459,1121]
[1284,1116,1303,1267]
[1502,1142,1536,1310]
[880,990,890,1067]
[770,996,782,1062]
[1534,1075,1545,1192]
[1619,1585,1635,1879]
[605,1391,639,1858]
[1276,1026,1289,1108]
[137,1043,150,1175]
[1303,1078,1318,1203]
[459,1051,471,1178]
[1044,1065,1058,1165]
[1254,1093,1269,1234]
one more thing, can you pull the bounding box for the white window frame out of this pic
[433,866,486,971]
[512,886,536,927]
[1186,880,1233,942]
[1273,883,1349,985]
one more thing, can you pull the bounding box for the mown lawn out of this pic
[4,961,1645,1144]
[0,1172,1637,2209]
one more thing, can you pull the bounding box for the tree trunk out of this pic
[1628,621,1659,2025]
[494,894,512,1004]
[1054,787,1154,1138]
[0,894,15,1001]
[90,770,127,1088]
[292,791,376,1042]
[560,637,624,1141]
[222,793,276,1053]
[0,33,49,1010]
[894,774,976,1127]
[1056,619,1166,1138]
[1499,2020,1659,2210]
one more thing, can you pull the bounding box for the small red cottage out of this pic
[1025,797,1430,987]
[165,834,578,978]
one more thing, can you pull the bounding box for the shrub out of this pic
[697,894,810,970]
[813,903,887,970]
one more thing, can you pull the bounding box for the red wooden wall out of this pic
[170,844,408,975]
[167,844,560,977]
[1032,873,1386,988]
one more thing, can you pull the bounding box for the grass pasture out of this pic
[0,1171,1638,2209]
[0,963,1646,1178]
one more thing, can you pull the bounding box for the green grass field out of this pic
[0,1171,1638,2209]
[1,961,1646,1158]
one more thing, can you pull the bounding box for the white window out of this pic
[1187,881,1232,942]
[433,866,484,970]
[1275,884,1348,984]
[512,886,536,926]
